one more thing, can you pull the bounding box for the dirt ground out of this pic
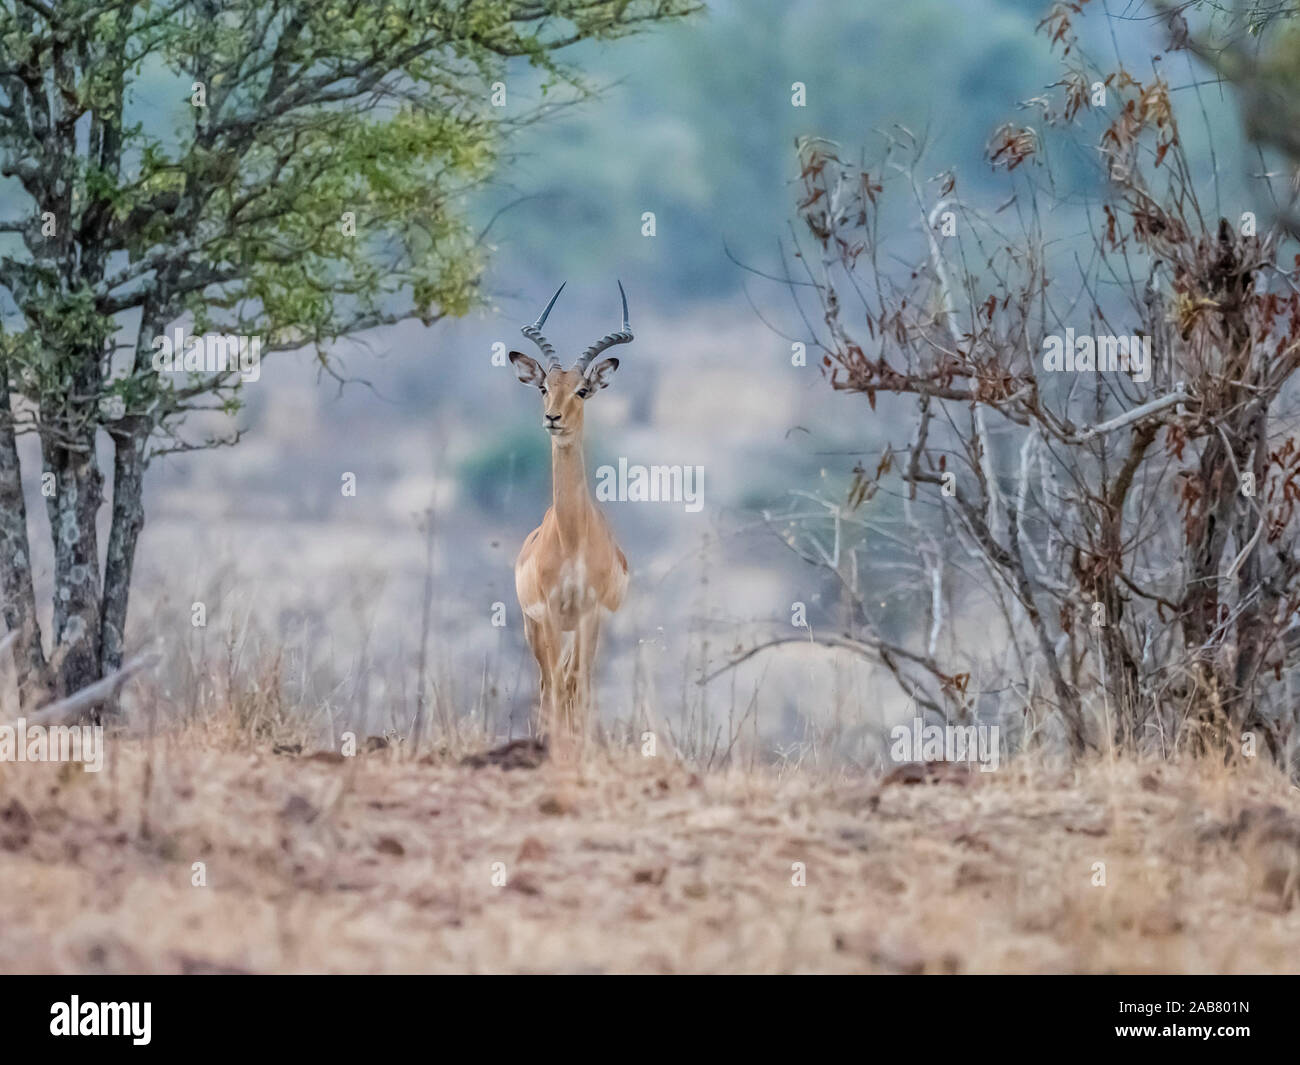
[2,732,1299,973]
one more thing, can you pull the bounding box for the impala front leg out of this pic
[524,614,560,741]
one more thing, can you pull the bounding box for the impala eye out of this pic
[539,386,548,395]
[577,387,590,399]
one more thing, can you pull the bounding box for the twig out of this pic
[1058,388,1189,445]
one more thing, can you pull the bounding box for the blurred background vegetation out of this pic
[482,0,1070,303]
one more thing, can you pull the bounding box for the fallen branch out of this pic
[22,651,161,727]
[698,632,947,715]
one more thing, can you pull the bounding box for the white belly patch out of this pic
[551,557,598,616]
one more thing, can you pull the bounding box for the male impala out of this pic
[509,283,632,742]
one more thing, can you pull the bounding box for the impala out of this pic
[509,282,633,742]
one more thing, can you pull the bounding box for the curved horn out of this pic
[521,282,566,370]
[576,280,633,375]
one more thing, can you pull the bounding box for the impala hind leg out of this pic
[572,611,602,740]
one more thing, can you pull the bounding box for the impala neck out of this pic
[551,435,591,551]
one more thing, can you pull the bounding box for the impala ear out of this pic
[509,351,546,387]
[586,357,620,391]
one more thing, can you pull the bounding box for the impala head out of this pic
[509,282,632,445]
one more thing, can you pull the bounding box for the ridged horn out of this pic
[575,280,633,375]
[520,282,566,370]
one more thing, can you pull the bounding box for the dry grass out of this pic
[2,724,1299,974]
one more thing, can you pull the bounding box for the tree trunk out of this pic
[101,420,148,674]
[0,360,52,707]
[1230,401,1270,741]
[1180,430,1237,746]
[40,421,104,699]
[1098,423,1156,744]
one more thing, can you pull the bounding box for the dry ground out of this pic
[2,730,1299,973]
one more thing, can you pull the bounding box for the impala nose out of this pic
[544,413,560,429]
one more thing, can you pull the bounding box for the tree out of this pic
[758,4,1300,766]
[0,0,695,711]
[1163,0,1300,237]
